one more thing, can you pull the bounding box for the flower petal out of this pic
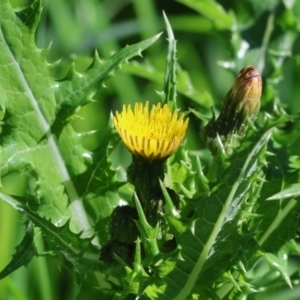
[113,101,189,160]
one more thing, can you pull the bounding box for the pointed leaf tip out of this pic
[15,0,42,30]
[134,193,149,229]
[137,50,143,58]
[163,11,175,41]
[0,223,37,280]
[265,253,293,289]
[267,183,300,200]
[94,49,102,62]
[159,179,179,218]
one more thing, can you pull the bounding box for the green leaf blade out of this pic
[267,183,300,200]
[0,222,37,280]
[0,1,162,238]
[56,33,162,108]
[144,129,272,299]
[177,0,233,30]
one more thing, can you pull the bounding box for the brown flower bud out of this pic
[201,66,262,152]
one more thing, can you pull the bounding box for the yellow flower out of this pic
[113,101,188,160]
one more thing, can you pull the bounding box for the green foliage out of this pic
[1,0,300,299]
[0,222,36,280]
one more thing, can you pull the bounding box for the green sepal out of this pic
[134,193,160,257]
[127,155,164,203]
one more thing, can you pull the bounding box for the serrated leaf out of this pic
[0,0,161,286]
[264,253,292,288]
[253,123,300,252]
[162,12,177,108]
[0,191,99,278]
[142,128,272,299]
[73,121,123,243]
[167,148,209,200]
[0,222,37,280]
[0,0,161,238]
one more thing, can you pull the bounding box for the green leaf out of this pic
[0,222,37,280]
[267,183,300,200]
[162,12,177,108]
[177,0,234,30]
[0,0,161,236]
[263,239,300,290]
[167,148,210,200]
[0,0,161,287]
[0,192,99,273]
[3,0,300,298]
[55,33,163,110]
[73,120,123,243]
[252,119,300,252]
[134,193,160,257]
[265,253,292,288]
[142,128,272,299]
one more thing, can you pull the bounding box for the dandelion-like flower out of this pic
[113,101,188,161]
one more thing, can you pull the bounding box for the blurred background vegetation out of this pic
[1,0,300,299]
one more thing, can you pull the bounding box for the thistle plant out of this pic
[114,101,188,202]
[101,101,188,263]
[1,1,300,300]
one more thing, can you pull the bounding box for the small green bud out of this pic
[201,66,262,152]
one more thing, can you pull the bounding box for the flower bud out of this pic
[99,239,134,266]
[109,205,138,244]
[201,66,262,152]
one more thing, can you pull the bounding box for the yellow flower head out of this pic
[113,101,189,161]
